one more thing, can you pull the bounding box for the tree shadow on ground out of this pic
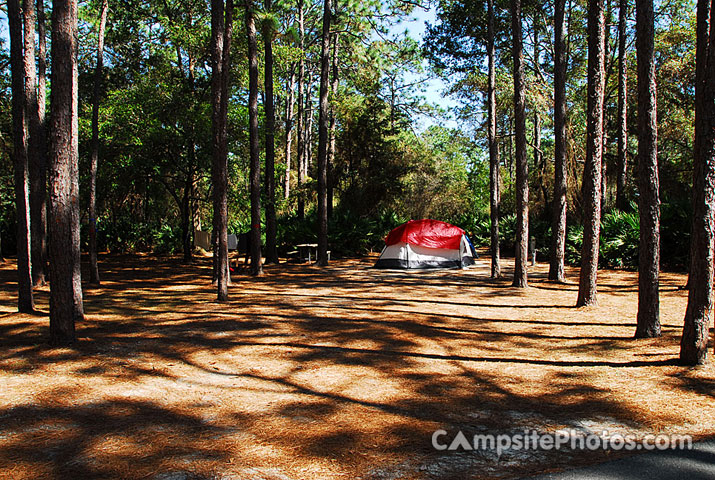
[0,254,712,480]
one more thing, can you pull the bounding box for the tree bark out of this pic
[635,0,661,338]
[327,32,340,220]
[49,0,84,343]
[89,0,108,285]
[317,0,332,266]
[211,0,233,300]
[577,0,606,307]
[263,0,279,264]
[533,18,544,209]
[285,65,296,200]
[488,0,501,279]
[550,0,568,283]
[616,0,628,210]
[35,0,48,285]
[679,0,715,365]
[511,0,529,288]
[305,71,314,179]
[26,0,47,287]
[601,0,611,213]
[297,0,306,219]
[182,173,193,263]
[246,0,263,276]
[8,0,34,313]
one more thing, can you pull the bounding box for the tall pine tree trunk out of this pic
[182,171,193,263]
[246,0,263,276]
[285,65,296,200]
[327,32,340,220]
[211,0,233,300]
[8,0,34,313]
[305,73,314,178]
[577,0,606,307]
[550,0,568,283]
[616,0,628,210]
[49,0,84,343]
[89,0,108,285]
[26,0,47,287]
[263,0,279,264]
[601,0,611,213]
[184,53,198,264]
[297,0,306,219]
[533,19,544,210]
[33,0,48,285]
[316,0,332,266]
[488,0,501,279]
[635,0,661,338]
[511,0,529,288]
[679,0,715,365]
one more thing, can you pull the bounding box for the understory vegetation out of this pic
[0,0,696,272]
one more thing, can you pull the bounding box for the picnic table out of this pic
[296,243,318,263]
[293,244,330,263]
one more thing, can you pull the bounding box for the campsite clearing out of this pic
[0,253,713,479]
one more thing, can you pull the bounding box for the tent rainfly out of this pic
[374,219,477,269]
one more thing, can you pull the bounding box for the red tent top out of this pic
[385,219,465,250]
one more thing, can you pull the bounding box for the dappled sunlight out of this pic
[0,253,713,479]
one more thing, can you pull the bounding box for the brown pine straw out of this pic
[0,252,713,479]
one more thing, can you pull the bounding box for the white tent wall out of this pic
[374,235,475,269]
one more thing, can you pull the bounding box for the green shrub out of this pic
[276,208,405,257]
[499,214,517,255]
[599,208,640,268]
[565,223,584,266]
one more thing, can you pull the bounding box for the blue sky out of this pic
[0,9,7,47]
[387,5,461,131]
[0,4,460,130]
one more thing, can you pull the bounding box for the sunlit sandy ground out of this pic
[0,253,713,479]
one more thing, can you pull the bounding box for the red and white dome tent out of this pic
[374,219,477,269]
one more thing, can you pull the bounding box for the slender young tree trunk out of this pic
[327,32,340,220]
[679,0,715,365]
[533,19,543,208]
[601,0,611,213]
[183,128,196,264]
[297,0,306,219]
[211,0,233,300]
[89,0,108,285]
[616,0,628,210]
[221,1,233,284]
[635,0,661,338]
[577,0,606,307]
[182,173,192,263]
[245,0,263,275]
[49,0,84,343]
[184,55,198,264]
[33,0,48,285]
[263,0,279,264]
[305,74,314,177]
[316,0,332,266]
[511,0,529,288]
[8,0,34,313]
[285,65,296,200]
[25,0,46,287]
[550,0,568,283]
[488,0,501,279]
[509,117,514,180]
[210,1,223,287]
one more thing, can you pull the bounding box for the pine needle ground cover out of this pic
[0,254,713,479]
